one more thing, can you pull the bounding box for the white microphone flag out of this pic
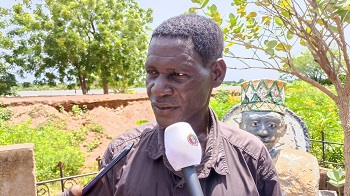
[164,122,202,171]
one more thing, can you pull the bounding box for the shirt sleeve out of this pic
[256,148,283,196]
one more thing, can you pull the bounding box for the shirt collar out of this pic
[146,108,229,177]
[198,108,229,177]
[147,123,164,160]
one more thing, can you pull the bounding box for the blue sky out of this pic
[2,0,281,82]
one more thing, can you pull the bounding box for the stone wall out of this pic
[0,143,37,196]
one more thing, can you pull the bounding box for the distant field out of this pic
[16,86,240,97]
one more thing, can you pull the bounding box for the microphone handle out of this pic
[182,166,204,196]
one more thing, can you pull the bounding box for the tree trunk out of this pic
[78,75,88,95]
[102,77,109,94]
[337,101,350,196]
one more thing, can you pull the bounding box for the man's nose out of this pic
[150,75,173,97]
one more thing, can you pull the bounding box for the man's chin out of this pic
[156,118,178,128]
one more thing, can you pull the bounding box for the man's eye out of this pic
[171,72,188,80]
[174,72,185,76]
[147,70,158,76]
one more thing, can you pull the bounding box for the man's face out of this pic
[145,37,213,128]
[240,111,287,149]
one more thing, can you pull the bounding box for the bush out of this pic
[0,104,13,121]
[0,119,85,181]
[87,123,104,134]
[286,80,344,167]
[210,90,240,120]
[71,105,87,116]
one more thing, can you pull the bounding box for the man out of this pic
[62,14,282,196]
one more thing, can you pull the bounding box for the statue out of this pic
[222,79,310,157]
[222,79,320,195]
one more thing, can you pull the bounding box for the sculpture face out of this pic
[240,111,287,149]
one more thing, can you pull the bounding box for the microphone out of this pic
[164,122,204,196]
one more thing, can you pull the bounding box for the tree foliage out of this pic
[0,7,17,96]
[0,72,17,96]
[189,0,350,88]
[189,0,350,193]
[0,0,152,94]
[281,50,336,84]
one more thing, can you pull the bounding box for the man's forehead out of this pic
[149,37,193,48]
[147,37,197,57]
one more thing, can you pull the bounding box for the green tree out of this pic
[280,50,328,83]
[281,50,346,84]
[0,0,152,94]
[0,7,17,96]
[22,81,31,88]
[190,0,350,193]
[0,72,17,96]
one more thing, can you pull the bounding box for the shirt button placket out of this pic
[173,183,186,196]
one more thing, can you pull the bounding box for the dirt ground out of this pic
[1,93,155,171]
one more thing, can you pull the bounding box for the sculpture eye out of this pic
[251,121,259,127]
[268,123,276,128]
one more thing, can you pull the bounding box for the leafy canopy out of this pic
[0,0,153,94]
[189,0,350,99]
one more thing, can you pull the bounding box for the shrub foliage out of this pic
[285,81,344,167]
[0,111,85,181]
[210,90,240,120]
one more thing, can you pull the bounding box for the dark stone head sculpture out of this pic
[222,79,310,158]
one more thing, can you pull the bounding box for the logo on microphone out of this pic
[187,133,199,146]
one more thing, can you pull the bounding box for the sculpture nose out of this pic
[257,125,269,137]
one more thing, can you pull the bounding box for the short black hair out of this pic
[151,14,224,65]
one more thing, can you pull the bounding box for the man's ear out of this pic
[211,58,227,88]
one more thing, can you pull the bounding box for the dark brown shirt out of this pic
[84,109,282,196]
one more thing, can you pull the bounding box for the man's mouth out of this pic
[152,102,178,115]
